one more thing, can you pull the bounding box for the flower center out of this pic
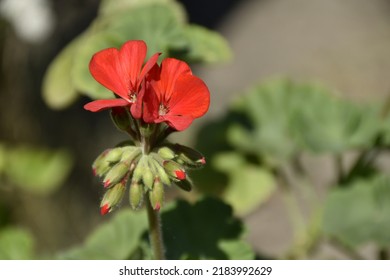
[129,92,137,103]
[159,104,169,116]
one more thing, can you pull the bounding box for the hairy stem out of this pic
[146,194,165,260]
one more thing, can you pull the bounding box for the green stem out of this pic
[146,194,165,260]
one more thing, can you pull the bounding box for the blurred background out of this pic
[1,0,390,259]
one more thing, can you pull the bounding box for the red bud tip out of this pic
[100,204,110,215]
[175,170,186,180]
[104,180,111,188]
[154,202,161,211]
[199,157,206,164]
[92,168,97,176]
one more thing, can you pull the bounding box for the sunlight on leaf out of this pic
[213,152,276,215]
[323,175,390,247]
[4,146,73,195]
[57,209,147,259]
[0,227,35,260]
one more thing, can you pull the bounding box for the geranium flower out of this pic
[83,40,160,118]
[143,58,210,131]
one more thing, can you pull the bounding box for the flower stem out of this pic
[146,194,165,260]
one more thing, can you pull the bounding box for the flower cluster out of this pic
[84,40,210,131]
[84,40,210,215]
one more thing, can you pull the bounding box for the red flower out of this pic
[143,58,210,131]
[83,40,160,118]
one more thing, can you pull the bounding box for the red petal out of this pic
[100,204,110,215]
[141,82,160,123]
[84,99,130,112]
[118,40,147,90]
[168,75,210,118]
[175,170,186,180]
[155,58,192,101]
[89,48,130,100]
[139,52,161,82]
[156,115,194,131]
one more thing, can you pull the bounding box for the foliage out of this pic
[0,143,73,195]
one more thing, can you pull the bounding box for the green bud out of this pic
[149,178,164,211]
[174,177,193,192]
[120,147,142,163]
[93,147,126,177]
[110,107,132,132]
[149,155,171,185]
[171,144,206,169]
[163,160,186,181]
[157,146,175,160]
[104,147,125,163]
[129,181,143,210]
[132,155,147,183]
[103,162,129,188]
[100,182,126,215]
[142,157,155,190]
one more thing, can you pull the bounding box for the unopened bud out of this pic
[171,144,206,169]
[132,156,146,183]
[149,178,164,211]
[142,159,155,190]
[103,162,129,188]
[120,147,141,163]
[150,156,171,186]
[93,147,126,177]
[129,181,143,210]
[100,183,126,215]
[163,160,186,181]
[157,146,175,160]
[174,177,193,192]
[110,107,132,132]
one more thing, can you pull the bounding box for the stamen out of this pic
[129,92,137,103]
[159,104,169,116]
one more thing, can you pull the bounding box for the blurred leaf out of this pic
[99,0,179,17]
[58,209,148,259]
[213,152,276,215]
[162,197,254,260]
[42,37,81,109]
[0,227,35,259]
[180,25,232,63]
[42,0,230,108]
[228,79,380,166]
[323,175,390,247]
[4,146,73,195]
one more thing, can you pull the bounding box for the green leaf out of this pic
[0,227,35,259]
[213,152,276,215]
[228,79,380,166]
[323,175,390,247]
[42,37,81,110]
[4,146,73,195]
[161,197,255,260]
[180,25,232,63]
[58,209,148,259]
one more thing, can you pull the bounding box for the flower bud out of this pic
[149,178,164,211]
[110,107,132,132]
[103,162,129,188]
[129,181,143,210]
[149,156,171,186]
[132,156,147,183]
[172,144,206,169]
[142,158,155,190]
[157,146,175,160]
[104,147,125,163]
[100,182,126,215]
[163,160,186,181]
[174,177,193,192]
[120,147,141,163]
